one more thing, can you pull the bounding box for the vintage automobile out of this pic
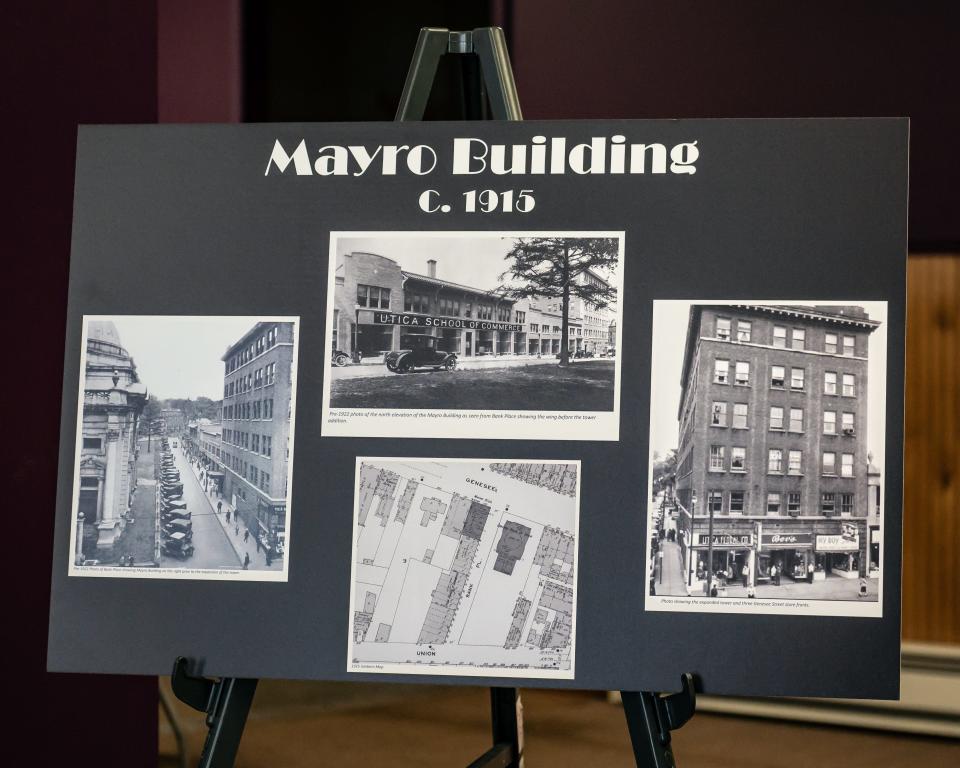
[384,335,457,373]
[162,518,193,540]
[161,499,187,513]
[162,531,194,559]
[160,487,183,502]
[161,509,191,523]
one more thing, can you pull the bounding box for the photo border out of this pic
[66,314,300,582]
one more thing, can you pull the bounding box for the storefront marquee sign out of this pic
[358,309,522,333]
[761,532,814,549]
[693,532,753,548]
[816,531,861,552]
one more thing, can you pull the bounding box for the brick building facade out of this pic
[220,321,295,555]
[332,251,614,361]
[674,304,881,590]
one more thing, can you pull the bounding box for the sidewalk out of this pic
[654,540,688,597]
[182,448,283,571]
[330,354,615,380]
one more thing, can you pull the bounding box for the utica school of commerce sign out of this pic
[358,309,523,333]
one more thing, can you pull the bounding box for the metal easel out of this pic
[170,27,696,767]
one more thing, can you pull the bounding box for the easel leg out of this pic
[170,657,258,768]
[467,687,522,768]
[621,674,697,768]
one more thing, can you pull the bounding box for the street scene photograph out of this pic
[646,301,887,616]
[68,315,299,580]
[322,232,624,441]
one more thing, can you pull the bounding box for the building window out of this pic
[792,328,805,350]
[825,333,838,354]
[842,373,856,396]
[825,371,837,395]
[788,492,801,516]
[824,410,837,434]
[714,359,729,384]
[709,445,725,471]
[789,407,803,432]
[515,310,525,324]
[711,402,727,426]
[729,491,745,514]
[82,437,102,451]
[842,412,855,435]
[770,406,784,430]
[732,403,748,428]
[358,284,391,309]
[731,447,746,472]
[841,453,854,477]
[773,326,787,347]
[735,361,750,385]
[404,291,432,314]
[840,493,854,515]
[767,493,781,515]
[842,335,855,356]
[708,491,723,514]
[823,452,836,475]
[790,367,805,390]
[530,323,539,334]
[716,317,731,340]
[788,450,802,475]
[737,320,751,342]
[264,436,272,457]
[768,448,783,473]
[770,365,785,388]
[822,492,836,515]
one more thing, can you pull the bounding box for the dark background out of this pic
[4,1,954,764]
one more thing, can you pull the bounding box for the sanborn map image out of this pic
[348,458,580,679]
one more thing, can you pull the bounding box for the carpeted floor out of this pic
[159,681,959,767]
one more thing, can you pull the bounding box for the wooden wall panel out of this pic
[903,255,960,643]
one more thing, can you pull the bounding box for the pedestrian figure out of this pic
[243,529,249,543]
[265,550,273,566]
[741,563,749,588]
[217,500,223,515]
[256,537,261,553]
[807,561,815,584]
[243,552,250,570]
[235,523,240,536]
[226,509,231,523]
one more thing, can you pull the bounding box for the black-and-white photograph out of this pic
[322,232,624,441]
[646,301,887,616]
[69,316,299,580]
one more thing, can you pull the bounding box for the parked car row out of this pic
[157,438,194,559]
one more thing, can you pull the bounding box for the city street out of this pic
[161,446,240,570]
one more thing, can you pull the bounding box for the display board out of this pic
[48,119,907,698]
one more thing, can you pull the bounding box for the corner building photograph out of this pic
[652,302,886,602]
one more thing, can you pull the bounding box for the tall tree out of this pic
[500,237,618,366]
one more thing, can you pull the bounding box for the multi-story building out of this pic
[334,253,523,360]
[673,304,880,590]
[514,296,582,356]
[569,269,615,355]
[332,252,615,361]
[161,408,185,435]
[196,420,224,491]
[77,320,147,555]
[220,322,295,555]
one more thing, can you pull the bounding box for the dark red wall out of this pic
[3,2,158,762]
[506,1,960,247]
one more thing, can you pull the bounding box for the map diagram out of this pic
[348,458,580,678]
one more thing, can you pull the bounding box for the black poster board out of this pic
[48,118,906,699]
